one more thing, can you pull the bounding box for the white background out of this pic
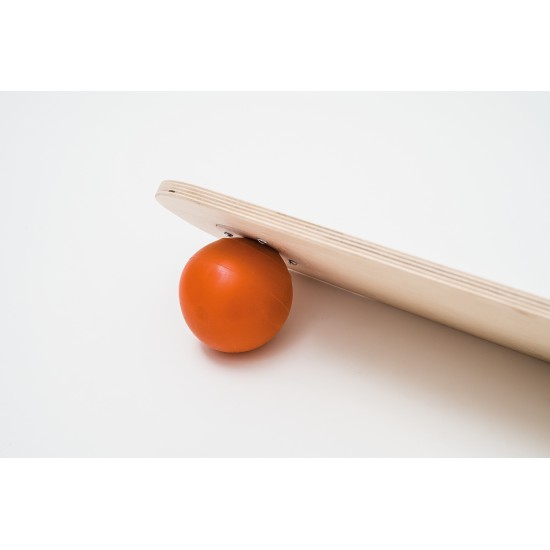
[1,92,550,456]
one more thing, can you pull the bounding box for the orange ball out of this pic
[179,237,293,352]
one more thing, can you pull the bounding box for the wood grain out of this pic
[156,180,550,362]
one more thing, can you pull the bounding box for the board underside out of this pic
[156,180,550,362]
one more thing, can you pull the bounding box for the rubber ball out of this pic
[179,237,293,352]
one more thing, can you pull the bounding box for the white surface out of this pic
[1,92,550,457]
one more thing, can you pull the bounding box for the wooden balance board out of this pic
[156,180,550,362]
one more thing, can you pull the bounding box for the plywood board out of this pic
[156,180,550,362]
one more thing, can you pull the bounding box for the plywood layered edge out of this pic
[156,180,550,362]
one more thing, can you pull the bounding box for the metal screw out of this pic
[288,259,298,266]
[224,232,233,238]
